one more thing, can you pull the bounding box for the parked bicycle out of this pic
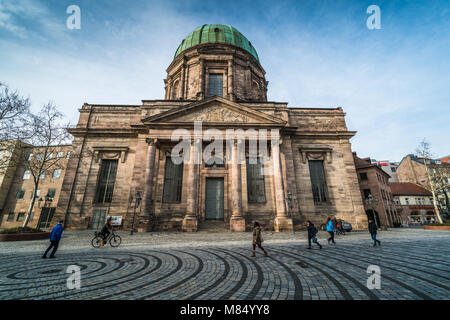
[91,229,122,248]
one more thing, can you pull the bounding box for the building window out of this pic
[208,74,223,97]
[162,157,184,203]
[45,152,53,160]
[7,213,14,221]
[171,80,179,100]
[391,167,397,172]
[405,198,409,205]
[36,153,43,161]
[67,151,71,159]
[95,160,118,204]
[53,169,62,179]
[56,152,64,159]
[359,172,368,180]
[308,160,329,203]
[17,213,25,222]
[23,170,31,180]
[16,189,25,200]
[246,157,266,203]
[30,189,40,199]
[28,153,33,161]
[363,189,372,199]
[39,171,46,179]
[47,188,56,200]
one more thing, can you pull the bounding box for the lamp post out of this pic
[129,191,142,236]
[365,194,379,229]
[286,192,296,235]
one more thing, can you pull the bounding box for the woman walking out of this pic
[251,222,268,257]
[326,217,336,244]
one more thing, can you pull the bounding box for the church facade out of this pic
[53,24,367,232]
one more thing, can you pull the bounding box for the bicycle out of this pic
[91,229,122,248]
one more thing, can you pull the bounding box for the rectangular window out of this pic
[308,160,329,203]
[208,74,223,97]
[246,157,266,203]
[359,172,368,180]
[405,198,409,205]
[53,169,62,179]
[23,170,31,180]
[45,152,53,160]
[162,157,184,203]
[28,153,33,161]
[7,213,14,221]
[39,171,45,179]
[66,151,71,159]
[47,188,56,200]
[16,189,25,200]
[17,213,25,222]
[363,189,372,199]
[56,152,64,159]
[30,189,40,199]
[36,153,43,161]
[95,160,118,204]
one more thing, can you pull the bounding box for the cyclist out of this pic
[100,217,114,246]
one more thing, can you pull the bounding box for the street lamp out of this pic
[286,192,296,235]
[129,191,142,235]
[365,194,379,229]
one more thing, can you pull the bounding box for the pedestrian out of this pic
[42,220,64,259]
[306,220,322,249]
[251,221,268,257]
[326,217,335,244]
[368,219,381,247]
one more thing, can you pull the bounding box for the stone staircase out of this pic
[198,220,230,232]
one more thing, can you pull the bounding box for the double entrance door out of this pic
[205,178,224,220]
[38,207,55,229]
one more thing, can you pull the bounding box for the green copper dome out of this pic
[174,24,259,61]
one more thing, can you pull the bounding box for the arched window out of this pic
[171,80,179,100]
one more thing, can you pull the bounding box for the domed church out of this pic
[53,24,367,232]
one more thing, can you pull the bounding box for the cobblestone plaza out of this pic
[0,229,449,300]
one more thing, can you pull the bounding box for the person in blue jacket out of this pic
[42,220,64,259]
[326,217,336,244]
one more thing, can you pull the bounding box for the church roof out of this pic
[174,24,259,61]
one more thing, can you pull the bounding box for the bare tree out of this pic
[415,139,444,223]
[14,102,72,228]
[430,166,450,213]
[0,82,32,141]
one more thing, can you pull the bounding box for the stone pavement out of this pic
[0,229,449,300]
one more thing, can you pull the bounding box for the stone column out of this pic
[272,138,293,232]
[139,138,157,231]
[182,140,199,232]
[230,139,246,232]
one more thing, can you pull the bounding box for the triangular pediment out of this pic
[142,97,286,126]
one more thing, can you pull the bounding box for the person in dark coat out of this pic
[306,220,322,249]
[368,219,381,247]
[100,217,113,246]
[251,221,268,257]
[42,220,64,259]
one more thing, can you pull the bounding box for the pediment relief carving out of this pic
[168,104,258,123]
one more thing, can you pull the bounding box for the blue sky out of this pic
[0,0,449,161]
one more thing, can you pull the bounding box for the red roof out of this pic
[389,183,432,196]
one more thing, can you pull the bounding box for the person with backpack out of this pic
[326,217,336,244]
[306,220,322,249]
[42,220,64,259]
[251,221,268,257]
[368,219,381,247]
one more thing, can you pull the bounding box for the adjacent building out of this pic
[0,143,71,228]
[390,182,435,224]
[397,154,450,213]
[370,159,399,182]
[353,153,400,228]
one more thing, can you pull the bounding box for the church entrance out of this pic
[205,178,224,220]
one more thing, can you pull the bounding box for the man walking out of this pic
[306,221,322,249]
[368,219,381,247]
[42,220,64,259]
